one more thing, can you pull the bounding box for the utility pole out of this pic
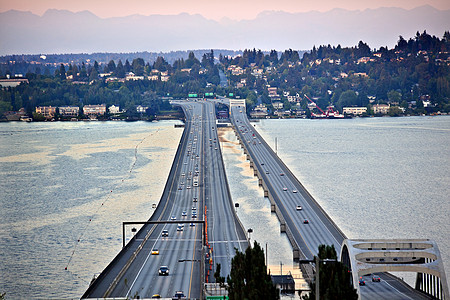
[316,256,320,300]
[280,261,283,275]
[265,243,268,267]
[275,137,277,154]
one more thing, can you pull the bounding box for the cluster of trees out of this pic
[224,31,450,115]
[225,241,279,300]
[0,49,242,76]
[1,31,449,119]
[302,245,357,300]
[0,51,226,118]
[221,242,357,300]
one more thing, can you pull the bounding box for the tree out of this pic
[115,60,125,78]
[214,263,226,287]
[337,90,358,109]
[302,245,357,300]
[227,241,279,300]
[387,90,402,104]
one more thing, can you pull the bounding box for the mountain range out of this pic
[1,5,449,55]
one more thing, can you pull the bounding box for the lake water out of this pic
[0,116,449,298]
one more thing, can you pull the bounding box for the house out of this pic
[136,105,148,113]
[353,72,368,78]
[272,101,283,110]
[357,57,371,64]
[108,105,120,114]
[126,73,145,81]
[268,87,278,98]
[250,104,268,118]
[271,274,295,293]
[0,78,29,89]
[372,104,390,114]
[83,104,106,116]
[343,107,367,115]
[59,106,80,117]
[36,106,56,119]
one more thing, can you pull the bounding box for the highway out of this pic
[83,102,204,299]
[82,100,248,299]
[225,101,429,300]
[201,101,248,280]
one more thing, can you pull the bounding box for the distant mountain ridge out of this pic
[0,6,449,55]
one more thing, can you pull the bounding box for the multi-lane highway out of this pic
[83,100,248,299]
[83,102,204,299]
[226,102,429,300]
[201,101,248,280]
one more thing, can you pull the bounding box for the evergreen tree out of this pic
[302,245,357,300]
[227,241,279,300]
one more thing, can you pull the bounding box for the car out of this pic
[186,186,191,189]
[303,219,309,224]
[359,277,365,286]
[283,187,288,191]
[151,249,159,255]
[172,291,186,299]
[296,205,302,210]
[161,230,169,237]
[280,173,285,176]
[171,215,176,220]
[192,206,197,210]
[182,211,187,217]
[193,197,198,202]
[177,225,183,231]
[372,275,381,282]
[178,186,182,190]
[265,170,269,174]
[152,294,161,299]
[215,148,218,150]
[192,214,197,219]
[190,222,195,227]
[181,173,185,177]
[261,163,265,166]
[159,266,169,276]
[293,189,298,193]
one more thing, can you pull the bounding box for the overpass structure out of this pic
[224,100,446,300]
[342,239,449,300]
[82,100,247,299]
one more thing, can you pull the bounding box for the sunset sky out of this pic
[1,0,449,20]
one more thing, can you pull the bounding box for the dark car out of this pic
[303,219,309,224]
[359,277,365,286]
[159,266,169,276]
[372,275,381,282]
[172,291,186,299]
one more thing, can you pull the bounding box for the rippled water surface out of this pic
[253,116,450,283]
[0,121,182,299]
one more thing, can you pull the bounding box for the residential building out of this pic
[343,107,367,115]
[271,274,295,294]
[250,104,268,118]
[136,105,148,113]
[83,104,106,116]
[372,104,390,114]
[0,78,29,88]
[272,101,283,109]
[108,105,120,114]
[36,106,56,119]
[59,106,80,117]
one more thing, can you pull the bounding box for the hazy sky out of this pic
[1,0,449,20]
